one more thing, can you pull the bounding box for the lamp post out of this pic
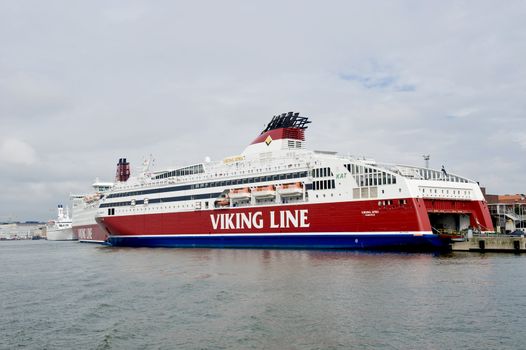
[423,155,430,169]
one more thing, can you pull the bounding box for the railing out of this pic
[388,164,472,183]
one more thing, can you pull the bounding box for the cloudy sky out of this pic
[1,1,525,221]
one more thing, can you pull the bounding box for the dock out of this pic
[452,236,526,253]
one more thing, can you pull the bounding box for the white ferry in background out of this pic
[46,205,76,241]
[95,112,494,251]
[71,180,113,243]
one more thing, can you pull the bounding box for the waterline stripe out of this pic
[110,231,434,238]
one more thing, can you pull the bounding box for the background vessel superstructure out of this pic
[46,205,75,241]
[96,112,493,250]
[71,181,113,243]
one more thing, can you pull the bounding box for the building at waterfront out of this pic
[0,222,46,240]
[485,193,526,233]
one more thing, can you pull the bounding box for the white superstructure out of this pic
[46,205,76,241]
[71,181,113,243]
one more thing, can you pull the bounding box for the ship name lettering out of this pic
[78,227,93,239]
[210,210,309,230]
[210,212,264,230]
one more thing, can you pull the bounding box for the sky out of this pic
[1,0,525,221]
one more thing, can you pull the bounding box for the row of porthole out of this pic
[315,193,341,198]
[378,199,407,206]
[421,188,470,195]
[110,196,313,214]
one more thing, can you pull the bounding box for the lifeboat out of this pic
[277,182,303,197]
[252,185,276,198]
[83,193,101,204]
[215,196,230,207]
[229,188,251,200]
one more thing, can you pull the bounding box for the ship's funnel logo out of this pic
[265,135,273,146]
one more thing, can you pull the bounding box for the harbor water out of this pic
[1,241,525,349]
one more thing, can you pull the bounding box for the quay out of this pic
[452,235,526,253]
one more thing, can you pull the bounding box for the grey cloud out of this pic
[0,0,525,220]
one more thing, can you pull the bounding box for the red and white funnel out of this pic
[242,112,311,155]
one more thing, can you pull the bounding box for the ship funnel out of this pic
[242,111,311,155]
[57,204,64,219]
[115,157,131,182]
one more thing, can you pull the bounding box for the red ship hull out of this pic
[97,198,492,250]
[73,223,108,244]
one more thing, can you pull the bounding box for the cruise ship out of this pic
[71,181,113,243]
[95,112,494,250]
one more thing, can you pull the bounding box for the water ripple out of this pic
[1,241,526,349]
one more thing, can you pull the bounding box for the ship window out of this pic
[361,187,368,198]
[352,188,360,198]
